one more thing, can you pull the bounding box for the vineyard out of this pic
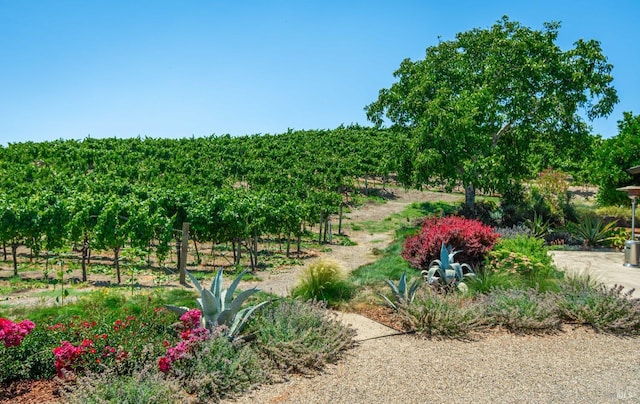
[0,126,403,283]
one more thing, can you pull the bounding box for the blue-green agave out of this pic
[378,271,421,310]
[166,269,267,339]
[422,244,474,293]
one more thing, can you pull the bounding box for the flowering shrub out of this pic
[47,300,177,378]
[402,216,498,270]
[0,318,35,348]
[158,309,211,373]
[53,339,93,377]
[483,235,561,292]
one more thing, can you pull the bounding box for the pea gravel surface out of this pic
[226,319,640,404]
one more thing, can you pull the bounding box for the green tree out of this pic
[592,112,640,206]
[366,16,618,208]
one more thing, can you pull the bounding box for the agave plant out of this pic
[422,244,474,294]
[566,216,618,248]
[166,269,268,339]
[378,271,421,310]
[525,213,551,239]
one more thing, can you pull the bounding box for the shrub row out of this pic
[0,295,355,402]
[393,277,640,339]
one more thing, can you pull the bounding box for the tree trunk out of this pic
[464,183,476,210]
[193,239,200,264]
[11,242,18,276]
[231,240,237,263]
[286,232,291,257]
[3,241,7,261]
[114,247,121,284]
[81,233,89,282]
[338,204,343,235]
[234,239,242,266]
[318,214,324,243]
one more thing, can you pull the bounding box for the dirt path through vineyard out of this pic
[240,189,463,296]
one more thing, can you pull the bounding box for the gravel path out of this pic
[229,325,640,403]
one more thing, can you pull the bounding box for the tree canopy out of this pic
[365,16,618,208]
[591,112,640,206]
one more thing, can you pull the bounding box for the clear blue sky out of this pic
[1,0,638,145]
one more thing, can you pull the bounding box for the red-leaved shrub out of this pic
[402,216,498,270]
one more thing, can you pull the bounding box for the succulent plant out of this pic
[378,271,421,310]
[166,269,267,339]
[422,243,474,294]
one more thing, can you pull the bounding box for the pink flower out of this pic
[179,309,202,329]
[53,341,86,377]
[0,318,36,348]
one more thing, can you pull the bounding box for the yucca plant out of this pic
[378,271,421,310]
[166,269,267,339]
[566,216,618,247]
[422,244,475,294]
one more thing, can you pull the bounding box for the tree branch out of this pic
[492,121,513,147]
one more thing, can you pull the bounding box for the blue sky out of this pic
[1,0,638,145]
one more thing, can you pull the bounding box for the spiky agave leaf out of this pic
[187,271,204,294]
[407,279,421,302]
[384,279,401,297]
[210,268,224,299]
[378,293,398,310]
[225,270,249,306]
[164,305,189,317]
[227,300,269,338]
[200,289,221,327]
[439,244,450,268]
[398,271,408,295]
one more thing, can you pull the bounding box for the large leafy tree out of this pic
[366,16,618,208]
[591,112,640,206]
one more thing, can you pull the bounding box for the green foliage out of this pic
[535,168,573,223]
[484,236,561,292]
[171,335,268,402]
[592,112,640,206]
[556,274,640,334]
[0,326,56,382]
[62,365,185,404]
[525,213,551,239]
[378,271,422,310]
[248,300,356,374]
[291,260,353,307]
[422,244,475,294]
[605,227,630,250]
[165,269,268,339]
[0,291,178,383]
[399,289,483,339]
[465,270,517,295]
[595,205,638,226]
[366,16,617,208]
[481,289,561,333]
[0,126,403,283]
[566,216,618,247]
